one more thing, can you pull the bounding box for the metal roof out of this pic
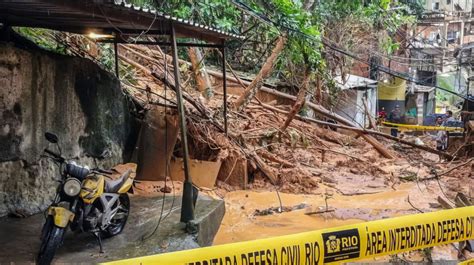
[334,74,377,90]
[0,0,243,43]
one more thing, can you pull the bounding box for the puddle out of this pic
[213,182,463,261]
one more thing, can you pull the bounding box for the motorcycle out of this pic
[37,132,134,265]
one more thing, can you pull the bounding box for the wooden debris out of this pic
[437,196,454,209]
[257,150,295,168]
[254,86,395,159]
[234,36,287,111]
[188,47,213,96]
[280,68,310,134]
[256,98,445,159]
[305,206,335,215]
[362,97,377,130]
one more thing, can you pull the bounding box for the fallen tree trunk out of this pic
[233,36,286,111]
[258,101,452,159]
[280,68,310,133]
[362,97,377,130]
[119,53,211,120]
[188,47,213,96]
[209,70,394,158]
[258,87,395,159]
[302,119,451,159]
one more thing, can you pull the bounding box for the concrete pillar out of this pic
[441,22,449,48]
[416,92,425,125]
[441,22,449,71]
[460,21,465,45]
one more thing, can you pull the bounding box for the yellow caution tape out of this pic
[459,259,474,265]
[382,121,464,132]
[104,206,474,265]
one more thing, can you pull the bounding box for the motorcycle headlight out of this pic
[63,178,81,197]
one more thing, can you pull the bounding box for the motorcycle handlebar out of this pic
[44,149,65,163]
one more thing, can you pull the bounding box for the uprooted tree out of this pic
[188,47,213,98]
[233,35,287,111]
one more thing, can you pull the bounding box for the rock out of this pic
[160,185,172,193]
[0,37,139,217]
[349,168,359,174]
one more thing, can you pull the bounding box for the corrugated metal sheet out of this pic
[0,0,243,43]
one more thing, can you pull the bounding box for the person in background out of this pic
[388,105,402,123]
[442,110,455,126]
[436,110,456,154]
[435,116,446,151]
[435,116,443,126]
[377,107,387,125]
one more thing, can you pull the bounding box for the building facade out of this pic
[403,0,474,123]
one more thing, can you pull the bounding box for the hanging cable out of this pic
[231,0,474,103]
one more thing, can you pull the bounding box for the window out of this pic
[433,1,440,10]
[447,0,451,4]
[447,31,459,43]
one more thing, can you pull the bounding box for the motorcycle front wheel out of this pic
[37,220,65,265]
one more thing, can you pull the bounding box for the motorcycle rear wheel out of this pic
[102,193,130,238]
[37,221,65,265]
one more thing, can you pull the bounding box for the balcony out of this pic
[421,10,471,22]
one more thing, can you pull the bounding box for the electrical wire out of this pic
[141,44,176,241]
[231,0,474,103]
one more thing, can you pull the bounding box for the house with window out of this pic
[409,0,474,114]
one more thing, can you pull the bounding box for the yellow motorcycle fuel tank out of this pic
[80,174,105,204]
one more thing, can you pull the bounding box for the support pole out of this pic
[114,40,119,79]
[221,42,228,135]
[170,25,194,223]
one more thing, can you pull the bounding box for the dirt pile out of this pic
[90,40,466,202]
[53,34,474,262]
[62,36,472,199]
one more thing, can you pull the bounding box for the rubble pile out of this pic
[53,35,472,202]
[38,32,474,262]
[112,43,457,197]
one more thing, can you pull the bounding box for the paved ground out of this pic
[0,194,224,263]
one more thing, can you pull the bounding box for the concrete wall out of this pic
[0,37,138,217]
[378,77,407,115]
[335,88,376,128]
[425,0,472,12]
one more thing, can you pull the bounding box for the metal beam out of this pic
[99,39,224,48]
[171,24,194,223]
[221,41,228,135]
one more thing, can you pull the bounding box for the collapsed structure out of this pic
[0,0,473,263]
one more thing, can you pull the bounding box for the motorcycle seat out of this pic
[105,169,131,193]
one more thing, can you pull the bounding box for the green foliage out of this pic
[381,37,401,55]
[96,43,115,72]
[126,0,416,80]
[14,27,67,54]
[262,0,322,69]
[399,0,426,18]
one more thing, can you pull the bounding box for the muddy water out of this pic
[214,182,459,261]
